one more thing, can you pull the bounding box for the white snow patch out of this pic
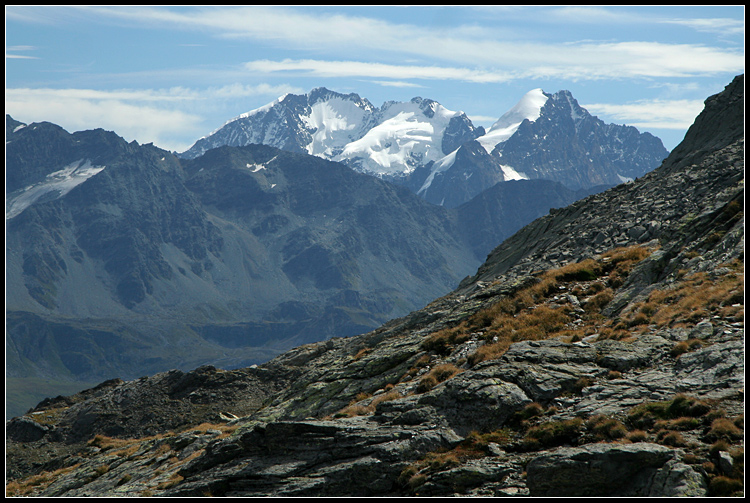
[301,98,370,157]
[617,174,634,183]
[417,148,458,195]
[566,93,583,123]
[245,155,277,172]
[246,163,266,172]
[6,159,105,219]
[499,164,529,181]
[237,93,290,121]
[477,88,549,154]
[336,100,461,176]
[13,124,26,133]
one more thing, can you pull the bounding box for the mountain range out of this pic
[180,87,668,207]
[5,111,608,417]
[7,86,666,418]
[5,75,743,497]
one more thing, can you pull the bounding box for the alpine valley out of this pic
[6,86,664,419]
[6,75,743,497]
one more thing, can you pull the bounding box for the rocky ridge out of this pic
[5,75,744,497]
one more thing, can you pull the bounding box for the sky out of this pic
[5,5,745,153]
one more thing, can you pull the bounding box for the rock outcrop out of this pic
[6,75,744,498]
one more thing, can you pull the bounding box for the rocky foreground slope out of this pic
[5,75,744,497]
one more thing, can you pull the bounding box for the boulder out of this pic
[7,416,51,442]
[526,443,706,496]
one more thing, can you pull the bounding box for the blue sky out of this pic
[5,5,745,153]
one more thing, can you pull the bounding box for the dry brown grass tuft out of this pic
[88,434,139,451]
[587,415,628,440]
[416,363,462,393]
[370,390,402,409]
[421,245,657,367]
[157,473,184,490]
[352,347,371,360]
[647,260,743,327]
[5,463,81,497]
[707,417,744,441]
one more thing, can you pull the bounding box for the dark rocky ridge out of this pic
[6,76,743,497]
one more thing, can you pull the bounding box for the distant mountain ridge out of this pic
[181,87,668,207]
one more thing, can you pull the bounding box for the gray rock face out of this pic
[376,370,531,435]
[526,443,705,497]
[494,90,668,190]
[166,417,463,497]
[6,416,52,443]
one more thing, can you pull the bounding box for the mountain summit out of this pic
[180,87,482,178]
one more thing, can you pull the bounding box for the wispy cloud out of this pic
[5,84,302,152]
[662,17,745,36]
[547,6,641,24]
[243,38,743,84]
[6,54,39,59]
[548,7,745,37]
[244,59,516,83]
[12,6,743,81]
[583,99,706,130]
[6,45,39,59]
[369,80,426,88]
[6,91,201,152]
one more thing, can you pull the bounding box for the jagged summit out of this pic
[7,76,743,497]
[463,74,744,291]
[477,87,549,153]
[414,87,668,207]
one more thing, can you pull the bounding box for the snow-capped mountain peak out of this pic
[180,88,481,178]
[476,88,549,154]
[334,98,467,176]
[180,86,667,210]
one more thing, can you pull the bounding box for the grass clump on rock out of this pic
[522,418,584,450]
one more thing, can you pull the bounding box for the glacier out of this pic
[6,159,105,220]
